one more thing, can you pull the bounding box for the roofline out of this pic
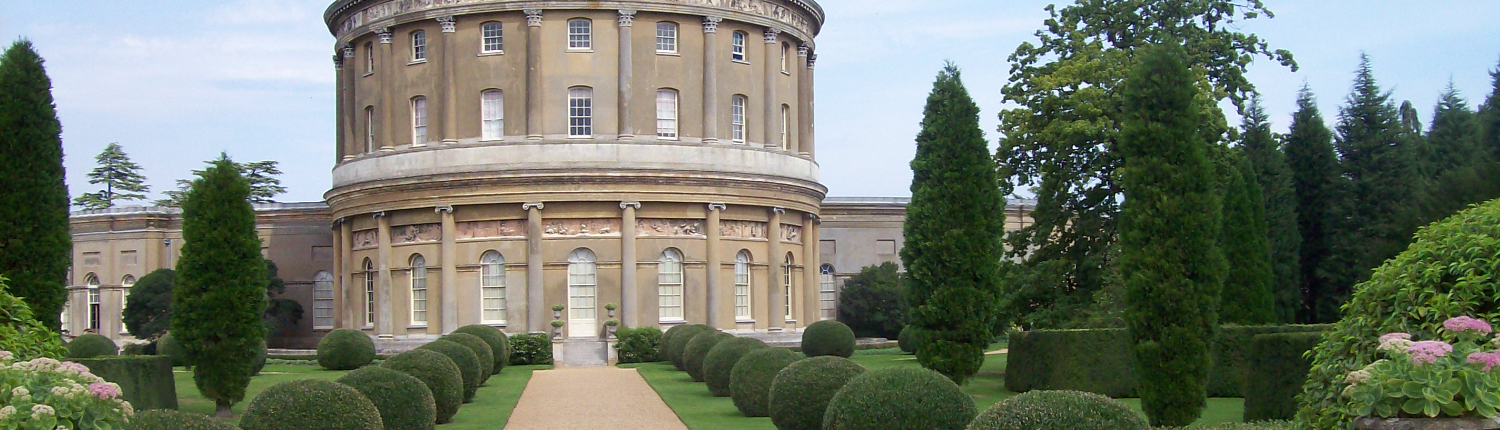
[324,0,825,35]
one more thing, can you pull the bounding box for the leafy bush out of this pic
[66,333,119,359]
[508,333,552,366]
[836,262,906,339]
[336,365,436,430]
[122,268,175,339]
[1344,317,1500,418]
[132,409,240,430]
[239,379,382,430]
[1187,422,1292,430]
[822,367,976,430]
[0,280,65,361]
[729,347,799,417]
[158,332,186,367]
[317,328,376,371]
[967,390,1147,430]
[897,325,916,354]
[668,325,715,371]
[250,341,267,377]
[1296,199,1500,430]
[441,333,494,384]
[416,339,482,403]
[1244,332,1321,421]
[380,349,463,424]
[683,331,733,382]
[768,356,866,430]
[121,342,152,356]
[659,324,688,361]
[0,354,133,429]
[75,355,178,410]
[802,320,856,358]
[704,337,769,397]
[615,326,663,363]
[453,325,507,375]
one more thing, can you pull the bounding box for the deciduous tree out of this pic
[122,269,175,339]
[835,262,904,340]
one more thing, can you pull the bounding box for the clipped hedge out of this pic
[442,332,494,384]
[337,366,437,430]
[769,356,866,430]
[1245,332,1321,421]
[897,325,916,354]
[158,332,186,367]
[822,367,976,430]
[66,333,118,359]
[509,333,553,366]
[967,390,1147,430]
[704,337,769,397]
[668,324,715,371]
[317,328,376,370]
[729,347,800,417]
[684,331,734,382]
[240,379,383,430]
[131,409,240,430]
[802,320,856,358]
[615,326,663,363]
[381,349,464,424]
[453,325,508,374]
[75,355,177,411]
[417,339,482,403]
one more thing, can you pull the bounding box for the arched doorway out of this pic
[567,248,598,337]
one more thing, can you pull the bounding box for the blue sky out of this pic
[2,1,1498,204]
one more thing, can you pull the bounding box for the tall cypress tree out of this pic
[1119,42,1224,427]
[1284,86,1343,324]
[1216,150,1274,325]
[1333,54,1419,290]
[1239,96,1302,323]
[173,155,266,417]
[901,63,1005,385]
[74,142,150,210]
[0,40,71,330]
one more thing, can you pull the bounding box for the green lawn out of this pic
[173,363,548,427]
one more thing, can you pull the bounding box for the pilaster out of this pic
[525,10,544,140]
[620,202,640,327]
[524,202,545,332]
[618,9,636,140]
[375,212,394,338]
[438,206,458,333]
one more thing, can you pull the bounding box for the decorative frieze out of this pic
[543,219,621,237]
[781,224,802,244]
[637,219,706,237]
[352,229,378,250]
[720,220,768,240]
[456,220,524,240]
[391,223,441,245]
[333,0,817,41]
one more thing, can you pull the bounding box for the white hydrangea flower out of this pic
[0,406,15,420]
[1344,369,1374,384]
[50,386,68,396]
[11,386,28,397]
[31,404,55,416]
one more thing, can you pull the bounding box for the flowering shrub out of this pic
[1343,317,1500,418]
[0,351,134,430]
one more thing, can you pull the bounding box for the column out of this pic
[706,203,725,327]
[524,203,545,332]
[617,10,636,140]
[340,220,354,328]
[438,16,459,144]
[761,28,781,150]
[620,202,640,327]
[767,207,784,331]
[438,206,459,333]
[332,221,345,328]
[376,26,396,151]
[797,45,813,158]
[341,45,358,161]
[524,10,544,140]
[802,213,820,322]
[701,17,722,143]
[375,212,394,338]
[334,50,346,161]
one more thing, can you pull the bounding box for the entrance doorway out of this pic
[567,248,598,338]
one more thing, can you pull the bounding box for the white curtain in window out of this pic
[568,249,598,322]
[657,89,678,139]
[412,97,428,144]
[410,255,428,325]
[481,251,507,324]
[731,96,747,142]
[364,258,376,327]
[120,275,135,333]
[658,249,684,321]
[783,253,794,320]
[482,90,504,140]
[734,251,751,319]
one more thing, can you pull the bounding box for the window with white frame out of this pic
[314,271,334,329]
[364,258,376,327]
[658,249,684,322]
[482,90,504,140]
[410,254,428,326]
[568,87,593,137]
[781,104,791,150]
[734,251,751,319]
[819,265,836,320]
[568,19,592,50]
[85,274,100,332]
[783,253,794,320]
[482,22,504,53]
[731,95,747,142]
[411,97,428,144]
[567,249,598,323]
[656,89,678,139]
[781,42,789,72]
[120,275,135,333]
[365,107,376,152]
[731,31,747,62]
[365,42,374,73]
[656,22,678,53]
[412,30,426,62]
[59,297,69,332]
[481,251,507,324]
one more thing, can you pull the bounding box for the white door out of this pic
[567,249,598,338]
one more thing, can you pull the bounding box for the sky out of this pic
[2,1,1499,204]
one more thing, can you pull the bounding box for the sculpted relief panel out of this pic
[391,223,442,245]
[637,219,706,238]
[720,220,769,240]
[336,0,816,38]
[544,219,621,237]
[456,220,524,240]
[781,224,802,244]
[352,229,378,250]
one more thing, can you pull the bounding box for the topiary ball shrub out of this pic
[317,328,376,370]
[417,339,482,403]
[769,356,867,430]
[239,379,383,430]
[967,390,1148,430]
[684,331,735,382]
[250,341,268,376]
[704,337,769,397]
[508,332,553,365]
[660,324,688,361]
[65,333,119,359]
[822,367,977,430]
[131,409,240,430]
[897,325,916,354]
[668,324,715,371]
[802,320,856,358]
[442,332,494,384]
[616,326,664,363]
[381,349,464,424]
[336,365,437,430]
[157,332,186,367]
[729,347,800,417]
[453,324,507,375]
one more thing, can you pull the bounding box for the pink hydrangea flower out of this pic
[88,382,121,400]
[1443,316,1493,334]
[1407,340,1454,365]
[1467,352,1500,371]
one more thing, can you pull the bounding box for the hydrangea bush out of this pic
[0,351,134,430]
[1343,317,1500,418]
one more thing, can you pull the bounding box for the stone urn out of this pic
[1354,417,1500,430]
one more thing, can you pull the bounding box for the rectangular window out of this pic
[781,105,790,150]
[365,43,374,73]
[482,22,504,53]
[411,97,428,144]
[410,259,428,326]
[656,89,678,139]
[568,87,593,137]
[365,269,376,328]
[658,254,684,322]
[412,31,426,61]
[568,19,592,50]
[731,31,747,62]
[314,272,334,329]
[656,22,678,53]
[88,287,100,331]
[783,261,794,320]
[735,253,751,320]
[482,90,504,141]
[731,96,747,142]
[481,256,507,324]
[365,107,376,152]
[819,269,836,320]
[781,42,789,72]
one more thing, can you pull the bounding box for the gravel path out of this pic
[504,367,689,430]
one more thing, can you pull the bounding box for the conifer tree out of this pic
[1427,83,1482,179]
[0,40,71,329]
[901,63,1005,385]
[172,155,267,418]
[1283,86,1343,324]
[1118,42,1224,427]
[155,160,284,207]
[73,143,150,210]
[1216,150,1275,325]
[1480,62,1500,162]
[1333,54,1419,290]
[1239,96,1301,323]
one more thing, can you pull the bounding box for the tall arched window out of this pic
[481,22,504,53]
[819,265,836,320]
[731,31,747,62]
[568,87,594,138]
[734,251,752,320]
[655,22,678,53]
[480,251,507,324]
[780,104,791,150]
[411,96,428,145]
[409,254,428,326]
[656,89,679,139]
[121,275,136,333]
[731,95,747,143]
[363,258,376,327]
[365,106,376,153]
[568,19,592,50]
[783,253,795,320]
[481,90,504,141]
[411,30,427,61]
[658,249,685,322]
[85,273,100,332]
[567,249,598,335]
[781,42,790,72]
[364,42,374,74]
[313,271,334,329]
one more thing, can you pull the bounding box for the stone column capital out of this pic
[372,211,387,218]
[804,213,820,224]
[617,9,636,27]
[374,26,394,44]
[522,202,545,211]
[435,205,454,214]
[620,201,642,210]
[342,45,355,58]
[524,9,544,27]
[708,203,728,211]
[763,27,781,44]
[436,16,456,33]
[772,207,786,215]
[798,44,810,57]
[333,53,344,71]
[807,53,817,70]
[702,16,722,33]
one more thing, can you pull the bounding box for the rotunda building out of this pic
[322,0,826,340]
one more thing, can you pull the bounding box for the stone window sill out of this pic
[656,51,680,57]
[407,59,428,66]
[736,319,756,324]
[478,51,505,57]
[567,49,595,53]
[732,59,750,65]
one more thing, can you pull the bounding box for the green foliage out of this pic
[442,332,494,384]
[660,324,688,361]
[968,390,1148,430]
[453,324,508,374]
[897,325,916,354]
[121,341,151,356]
[728,347,799,417]
[1483,62,1500,161]
[507,333,552,366]
[1189,422,1292,430]
[262,259,302,342]
[123,269,175,339]
[239,379,383,430]
[316,328,376,371]
[1239,96,1302,324]
[1425,83,1486,181]
[1118,42,1224,427]
[73,142,149,209]
[157,160,287,207]
[173,155,268,415]
[835,262,905,339]
[1244,332,1321,421]
[131,409,240,430]
[768,356,866,430]
[0,277,64,360]
[1295,199,1500,429]
[1344,322,1500,418]
[902,64,1004,386]
[250,341,267,377]
[668,324,714,371]
[336,365,436,430]
[381,349,464,424]
[75,355,178,411]
[703,337,768,397]
[1217,150,1276,325]
[417,339,482,403]
[0,40,72,332]
[683,331,733,382]
[802,320,856,358]
[158,332,186,367]
[1283,86,1343,324]
[822,367,977,430]
[614,325,663,364]
[65,333,118,359]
